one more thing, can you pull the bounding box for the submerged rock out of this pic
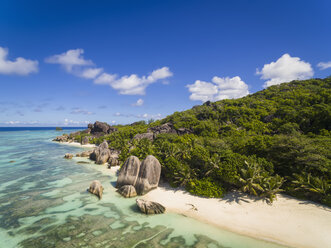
[116,156,141,188]
[136,199,165,214]
[64,153,73,159]
[76,150,93,157]
[135,155,161,195]
[88,180,104,199]
[117,185,137,198]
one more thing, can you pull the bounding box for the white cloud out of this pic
[80,67,103,79]
[317,61,331,70]
[132,98,144,106]
[46,49,172,95]
[0,47,38,75]
[45,49,93,72]
[64,119,90,126]
[187,76,249,102]
[70,108,94,115]
[94,67,173,95]
[256,54,314,88]
[137,113,162,119]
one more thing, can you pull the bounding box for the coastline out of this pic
[87,161,331,248]
[55,141,96,148]
[141,185,331,248]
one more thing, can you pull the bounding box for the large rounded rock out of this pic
[135,155,161,195]
[64,153,73,159]
[117,185,137,198]
[108,157,120,168]
[116,156,141,188]
[81,136,90,145]
[90,141,110,164]
[96,149,111,164]
[88,180,104,199]
[136,199,165,214]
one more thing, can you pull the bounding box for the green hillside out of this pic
[80,77,331,206]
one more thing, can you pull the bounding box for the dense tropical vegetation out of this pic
[73,77,331,206]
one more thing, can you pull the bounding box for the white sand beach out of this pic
[140,184,331,248]
[57,141,96,148]
[76,159,331,248]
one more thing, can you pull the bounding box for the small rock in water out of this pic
[117,185,137,198]
[64,153,73,159]
[77,161,90,164]
[136,199,165,214]
[88,180,104,199]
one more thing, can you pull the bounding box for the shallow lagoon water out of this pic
[0,129,289,248]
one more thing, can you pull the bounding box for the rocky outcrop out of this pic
[89,141,111,164]
[130,123,192,140]
[133,132,154,141]
[116,156,141,188]
[88,180,104,199]
[64,153,73,159]
[108,157,120,167]
[89,121,118,136]
[147,123,177,135]
[117,185,137,198]
[135,155,161,195]
[81,136,90,145]
[136,199,165,214]
[53,134,69,142]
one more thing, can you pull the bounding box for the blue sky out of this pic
[0,0,330,126]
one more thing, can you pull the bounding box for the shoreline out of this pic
[55,141,96,148]
[141,185,331,248]
[68,147,331,248]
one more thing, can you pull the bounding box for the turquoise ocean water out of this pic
[0,128,289,248]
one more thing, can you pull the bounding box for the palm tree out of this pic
[261,175,285,203]
[173,168,197,187]
[238,161,264,196]
[292,173,330,197]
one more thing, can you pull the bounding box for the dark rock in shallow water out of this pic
[135,155,161,195]
[117,185,137,198]
[136,199,165,214]
[77,161,90,164]
[64,153,73,159]
[116,156,141,188]
[88,180,104,199]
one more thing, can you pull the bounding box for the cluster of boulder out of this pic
[115,155,165,214]
[89,141,120,166]
[133,122,192,142]
[116,155,161,196]
[53,121,118,145]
